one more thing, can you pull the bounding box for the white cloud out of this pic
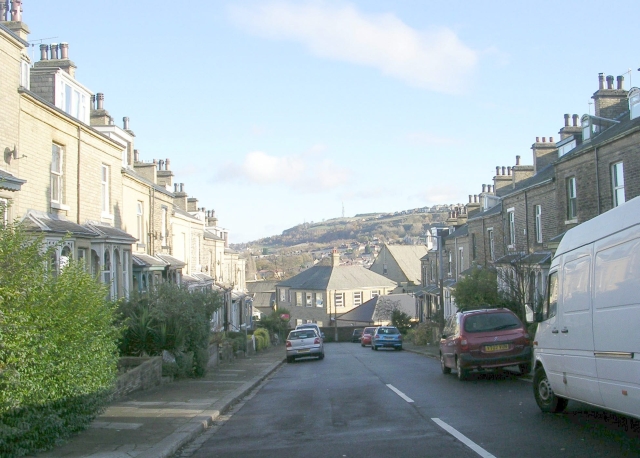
[229,1,478,93]
[215,149,350,192]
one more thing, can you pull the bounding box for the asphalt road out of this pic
[177,343,640,458]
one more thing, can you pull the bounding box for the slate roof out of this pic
[381,245,429,284]
[337,293,418,324]
[132,253,166,268]
[277,265,396,291]
[445,225,468,240]
[521,251,553,266]
[0,169,26,191]
[502,164,555,197]
[156,253,186,268]
[122,168,174,197]
[22,210,97,237]
[204,229,224,241]
[467,201,503,221]
[87,222,137,243]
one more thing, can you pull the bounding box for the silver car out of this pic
[286,329,324,363]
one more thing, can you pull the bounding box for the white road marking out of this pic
[386,384,414,403]
[431,418,497,458]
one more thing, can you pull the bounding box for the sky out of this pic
[21,0,640,243]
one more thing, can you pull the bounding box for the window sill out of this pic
[564,218,578,225]
[101,212,114,221]
[137,243,146,249]
[51,202,70,211]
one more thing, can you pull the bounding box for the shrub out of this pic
[409,322,437,345]
[0,224,120,456]
[117,283,222,378]
[253,328,270,350]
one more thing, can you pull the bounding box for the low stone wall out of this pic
[115,356,162,399]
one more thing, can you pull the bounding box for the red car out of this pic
[439,309,532,381]
[360,326,377,347]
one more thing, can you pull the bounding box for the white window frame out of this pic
[136,201,144,244]
[458,247,464,275]
[20,59,30,89]
[296,292,302,307]
[51,143,67,209]
[306,292,313,307]
[101,164,110,215]
[335,292,344,307]
[535,205,542,243]
[315,293,323,308]
[567,177,577,220]
[0,198,8,226]
[353,291,362,306]
[508,208,516,247]
[611,162,625,207]
[487,228,495,261]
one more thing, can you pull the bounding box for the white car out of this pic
[286,328,324,363]
[295,323,324,340]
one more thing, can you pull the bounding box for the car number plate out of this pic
[298,349,310,353]
[484,344,509,352]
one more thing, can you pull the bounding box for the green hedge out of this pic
[0,225,120,457]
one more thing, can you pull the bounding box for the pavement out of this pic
[31,345,286,458]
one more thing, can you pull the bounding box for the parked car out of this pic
[371,326,403,351]
[351,328,363,342]
[295,323,324,340]
[440,308,532,381]
[533,195,640,419]
[360,326,377,347]
[286,329,324,363]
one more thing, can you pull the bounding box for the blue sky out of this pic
[22,1,640,242]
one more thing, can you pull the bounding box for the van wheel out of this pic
[533,366,568,413]
[456,356,468,381]
[440,353,451,374]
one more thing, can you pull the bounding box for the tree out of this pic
[451,266,501,311]
[0,222,121,455]
[391,309,412,334]
[256,308,291,342]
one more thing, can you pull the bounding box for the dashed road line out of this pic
[386,384,414,403]
[431,418,497,458]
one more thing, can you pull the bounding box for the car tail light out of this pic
[398,335,403,341]
[286,341,292,348]
[314,337,320,344]
[460,338,469,351]
[375,335,381,340]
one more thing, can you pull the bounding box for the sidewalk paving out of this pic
[31,346,285,458]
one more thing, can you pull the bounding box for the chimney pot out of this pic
[617,75,624,90]
[564,114,570,127]
[158,159,164,170]
[549,136,554,143]
[474,195,478,203]
[542,137,546,143]
[165,158,170,170]
[573,114,579,126]
[153,159,157,165]
[123,117,130,130]
[516,155,521,165]
[482,184,487,193]
[599,73,605,90]
[50,43,59,60]
[536,137,540,143]
[174,183,178,192]
[39,44,49,61]
[507,166,512,175]
[90,94,96,109]
[134,149,139,162]
[606,75,614,89]
[180,183,184,193]
[10,0,22,22]
[502,166,506,175]
[469,195,472,203]
[97,93,104,110]
[60,42,69,59]
[495,166,500,176]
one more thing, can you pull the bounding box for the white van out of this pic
[533,195,640,419]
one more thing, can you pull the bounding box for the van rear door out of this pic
[592,230,640,417]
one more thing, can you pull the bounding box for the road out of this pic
[176,343,640,458]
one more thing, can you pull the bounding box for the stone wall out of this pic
[115,356,162,400]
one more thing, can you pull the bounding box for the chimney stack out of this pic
[123,117,129,130]
[593,72,629,119]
